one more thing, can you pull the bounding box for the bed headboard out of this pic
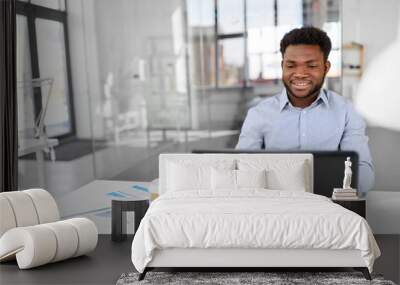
[159,153,313,195]
[192,150,359,198]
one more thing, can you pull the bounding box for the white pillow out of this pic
[236,169,267,188]
[166,159,235,192]
[211,168,236,190]
[237,159,309,192]
[167,162,210,191]
[211,169,267,191]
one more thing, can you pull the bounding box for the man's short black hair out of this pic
[280,27,332,61]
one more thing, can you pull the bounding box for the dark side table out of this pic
[332,198,366,218]
[112,199,149,242]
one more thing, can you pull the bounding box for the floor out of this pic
[0,235,133,285]
[1,235,399,285]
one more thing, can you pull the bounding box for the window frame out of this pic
[214,0,248,89]
[213,0,281,89]
[210,0,341,90]
[16,1,76,141]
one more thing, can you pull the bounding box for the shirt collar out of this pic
[279,88,330,112]
[318,89,330,108]
[279,89,290,112]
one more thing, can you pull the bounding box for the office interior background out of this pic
[16,0,400,230]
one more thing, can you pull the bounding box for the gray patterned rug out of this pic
[116,271,396,285]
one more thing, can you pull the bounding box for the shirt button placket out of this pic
[300,110,307,148]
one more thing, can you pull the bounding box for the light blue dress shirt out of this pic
[236,88,374,194]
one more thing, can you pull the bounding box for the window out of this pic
[247,0,302,83]
[186,0,342,89]
[216,0,246,87]
[16,0,75,139]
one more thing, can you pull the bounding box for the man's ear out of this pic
[325,60,331,74]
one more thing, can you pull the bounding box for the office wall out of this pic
[342,0,400,100]
[342,0,400,192]
[342,0,400,69]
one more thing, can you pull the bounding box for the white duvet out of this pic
[131,190,380,273]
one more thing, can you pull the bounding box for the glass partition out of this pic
[16,0,342,194]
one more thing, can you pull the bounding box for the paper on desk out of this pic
[57,180,150,219]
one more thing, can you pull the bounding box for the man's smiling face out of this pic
[282,44,330,103]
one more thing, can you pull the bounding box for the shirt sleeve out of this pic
[236,107,264,150]
[339,103,375,194]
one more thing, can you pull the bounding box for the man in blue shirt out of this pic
[237,27,374,194]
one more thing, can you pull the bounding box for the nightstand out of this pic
[111,199,149,242]
[332,198,366,218]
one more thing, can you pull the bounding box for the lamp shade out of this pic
[354,40,400,131]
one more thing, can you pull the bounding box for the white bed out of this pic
[131,153,380,280]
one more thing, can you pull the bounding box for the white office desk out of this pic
[57,180,151,234]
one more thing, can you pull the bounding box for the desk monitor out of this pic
[192,149,358,198]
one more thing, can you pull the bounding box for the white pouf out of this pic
[0,189,98,269]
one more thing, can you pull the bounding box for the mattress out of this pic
[131,190,380,273]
